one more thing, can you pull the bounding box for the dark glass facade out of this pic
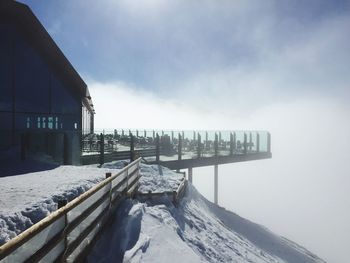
[0,24,92,149]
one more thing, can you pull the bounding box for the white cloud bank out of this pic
[88,80,350,263]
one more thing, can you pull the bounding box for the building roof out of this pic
[0,0,95,114]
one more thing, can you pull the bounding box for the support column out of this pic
[214,164,218,205]
[188,167,193,183]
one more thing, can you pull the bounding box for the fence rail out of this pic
[0,158,142,263]
[137,175,188,206]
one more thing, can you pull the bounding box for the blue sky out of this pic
[19,0,350,114]
[16,1,350,262]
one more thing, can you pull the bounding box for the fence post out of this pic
[193,131,196,141]
[171,131,174,142]
[218,132,221,143]
[122,129,124,136]
[136,130,139,138]
[100,133,105,166]
[243,133,247,155]
[144,130,146,138]
[152,130,155,139]
[256,132,260,152]
[197,133,201,158]
[178,133,182,161]
[156,133,160,163]
[126,169,129,192]
[130,134,135,162]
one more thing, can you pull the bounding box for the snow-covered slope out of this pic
[0,159,325,262]
[0,164,119,245]
[89,169,325,263]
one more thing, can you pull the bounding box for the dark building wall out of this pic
[0,24,82,155]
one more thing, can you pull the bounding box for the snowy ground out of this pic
[0,157,325,263]
[89,170,325,263]
[0,159,120,245]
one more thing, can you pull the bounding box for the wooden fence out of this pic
[137,175,188,206]
[0,158,142,263]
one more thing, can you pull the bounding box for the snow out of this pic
[0,158,325,263]
[0,160,120,245]
[88,168,325,263]
[137,164,184,193]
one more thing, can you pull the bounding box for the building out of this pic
[0,0,95,164]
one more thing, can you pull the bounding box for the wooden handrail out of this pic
[0,157,142,262]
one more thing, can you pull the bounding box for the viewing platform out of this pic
[81,129,271,169]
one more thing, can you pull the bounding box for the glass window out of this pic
[0,25,13,111]
[15,34,50,113]
[42,117,46,129]
[48,117,53,129]
[26,117,30,128]
[37,117,41,128]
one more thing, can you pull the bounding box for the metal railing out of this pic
[0,158,142,263]
[81,130,271,165]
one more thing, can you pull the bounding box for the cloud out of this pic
[87,80,237,131]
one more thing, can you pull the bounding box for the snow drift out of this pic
[88,169,325,263]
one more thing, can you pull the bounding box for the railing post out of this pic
[130,134,135,162]
[156,133,160,163]
[100,133,104,166]
[256,132,260,152]
[106,172,112,210]
[197,133,201,158]
[182,131,185,141]
[122,129,124,136]
[233,132,236,152]
[249,132,252,152]
[267,132,271,153]
[205,131,208,151]
[214,165,218,205]
[193,131,196,141]
[153,130,155,139]
[214,133,218,157]
[136,130,139,138]
[218,132,221,144]
[114,129,117,139]
[188,167,193,183]
[144,130,146,138]
[243,133,247,155]
[178,133,182,161]
[126,169,129,192]
[230,132,233,156]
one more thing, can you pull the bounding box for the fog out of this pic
[90,82,350,263]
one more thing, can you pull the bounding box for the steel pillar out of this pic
[214,164,218,205]
[188,167,193,183]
